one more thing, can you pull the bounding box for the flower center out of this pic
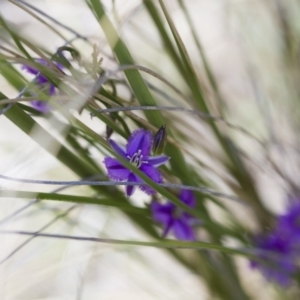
[128,149,145,168]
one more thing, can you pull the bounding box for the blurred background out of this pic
[1,0,300,299]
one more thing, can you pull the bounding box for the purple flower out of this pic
[250,231,297,286]
[151,189,197,241]
[22,58,62,113]
[277,201,300,244]
[250,198,300,286]
[30,99,52,113]
[103,129,169,197]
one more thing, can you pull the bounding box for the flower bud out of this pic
[153,124,167,154]
[106,125,114,140]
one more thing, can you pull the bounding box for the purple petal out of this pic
[22,58,48,76]
[138,164,162,195]
[276,201,300,243]
[109,139,127,157]
[140,164,162,182]
[31,100,51,113]
[22,59,63,83]
[139,186,156,195]
[36,75,49,84]
[126,129,153,157]
[49,84,56,96]
[179,189,196,207]
[151,201,174,225]
[103,157,130,181]
[22,65,48,84]
[22,63,43,76]
[151,201,175,238]
[250,231,297,286]
[126,173,138,197]
[147,155,169,167]
[22,64,40,75]
[173,219,195,241]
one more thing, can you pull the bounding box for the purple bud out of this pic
[106,126,114,140]
[153,124,167,154]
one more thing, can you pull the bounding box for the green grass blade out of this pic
[0,190,148,215]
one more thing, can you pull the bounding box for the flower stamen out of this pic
[128,149,144,168]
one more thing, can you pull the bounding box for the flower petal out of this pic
[22,59,63,82]
[31,100,51,113]
[147,155,169,167]
[103,157,130,181]
[126,173,138,197]
[36,75,49,84]
[109,139,127,157]
[22,58,49,76]
[126,129,153,157]
[173,218,195,241]
[22,64,42,76]
[140,164,162,182]
[250,231,296,286]
[49,84,56,96]
[138,164,162,195]
[179,189,196,207]
[151,201,174,225]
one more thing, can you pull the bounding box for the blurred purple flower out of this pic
[22,58,62,113]
[30,99,52,113]
[250,231,297,286]
[103,129,169,197]
[250,198,300,286]
[277,201,300,244]
[151,189,196,241]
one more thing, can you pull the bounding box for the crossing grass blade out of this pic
[0,190,148,215]
[0,229,256,258]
